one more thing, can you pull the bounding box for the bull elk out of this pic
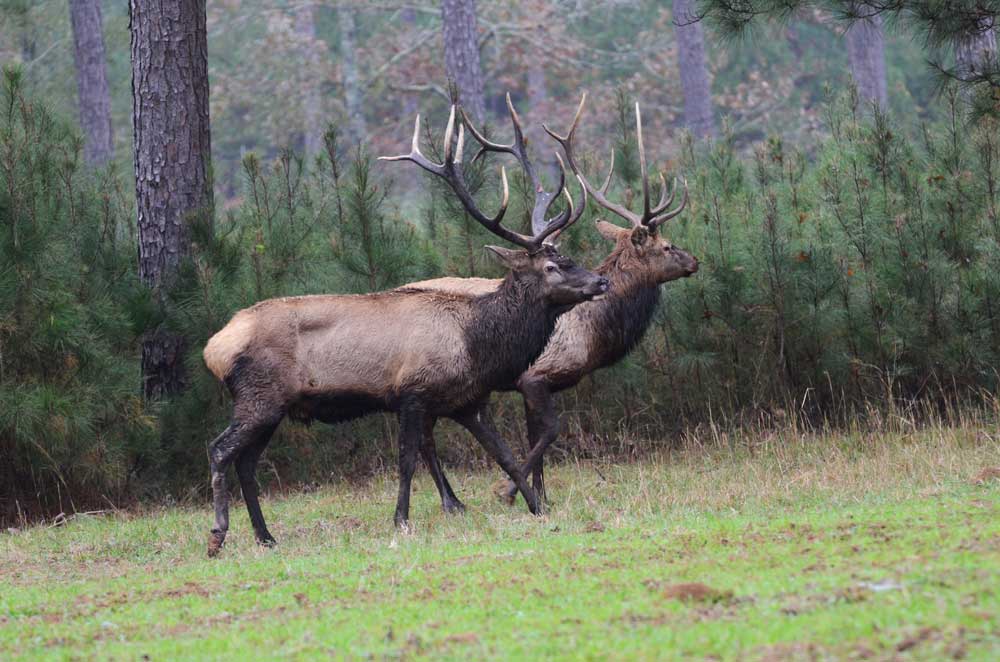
[202,103,608,556]
[408,94,698,507]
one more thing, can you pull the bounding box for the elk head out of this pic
[545,94,698,285]
[380,97,608,305]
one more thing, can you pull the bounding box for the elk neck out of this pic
[464,271,561,390]
[589,253,662,362]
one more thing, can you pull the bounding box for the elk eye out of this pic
[544,264,558,273]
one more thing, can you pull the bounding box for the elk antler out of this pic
[461,93,586,241]
[380,98,587,252]
[544,93,688,230]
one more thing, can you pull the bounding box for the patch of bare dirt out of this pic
[442,632,479,646]
[161,581,211,600]
[661,582,733,603]
[896,626,939,652]
[757,641,820,661]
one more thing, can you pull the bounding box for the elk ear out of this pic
[485,245,530,269]
[595,220,628,242]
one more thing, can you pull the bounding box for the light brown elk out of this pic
[408,94,697,508]
[201,104,607,556]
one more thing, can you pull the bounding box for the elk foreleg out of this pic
[504,377,558,505]
[394,400,426,530]
[453,403,541,515]
[419,416,466,514]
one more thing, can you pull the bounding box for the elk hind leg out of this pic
[207,422,243,557]
[234,424,279,547]
[207,401,284,557]
[419,416,466,514]
[504,378,557,504]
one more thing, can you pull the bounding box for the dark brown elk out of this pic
[407,94,697,508]
[201,104,608,556]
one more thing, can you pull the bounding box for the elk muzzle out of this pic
[673,248,699,278]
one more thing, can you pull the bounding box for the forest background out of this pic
[2,0,999,522]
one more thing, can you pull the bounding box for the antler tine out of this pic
[442,105,456,163]
[649,179,689,228]
[544,93,642,228]
[635,103,652,223]
[536,170,588,246]
[599,149,615,195]
[461,95,529,168]
[461,107,513,164]
[377,113,445,175]
[540,150,568,223]
[505,92,527,158]
[454,123,465,164]
[542,91,586,145]
[538,152,572,243]
[650,174,676,216]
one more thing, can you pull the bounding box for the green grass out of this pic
[2,428,999,660]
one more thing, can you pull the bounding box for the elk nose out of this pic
[597,276,610,292]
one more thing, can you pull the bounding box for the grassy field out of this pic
[2,427,999,660]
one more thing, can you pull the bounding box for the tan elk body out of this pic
[205,289,510,415]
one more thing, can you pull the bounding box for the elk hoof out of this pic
[256,535,277,548]
[443,500,467,514]
[207,531,226,558]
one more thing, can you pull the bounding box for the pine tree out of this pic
[129,1,214,400]
[68,0,113,165]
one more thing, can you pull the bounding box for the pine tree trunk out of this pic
[526,60,557,184]
[69,0,114,166]
[955,18,998,87]
[295,4,324,156]
[845,4,888,109]
[339,8,367,145]
[672,0,716,138]
[441,0,486,122]
[129,1,214,400]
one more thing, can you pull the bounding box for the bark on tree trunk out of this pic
[295,4,324,156]
[955,18,998,94]
[339,8,367,145]
[526,60,557,182]
[441,0,486,122]
[69,0,114,166]
[845,4,888,109]
[672,0,716,138]
[129,1,214,400]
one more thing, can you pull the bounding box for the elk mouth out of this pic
[584,277,611,300]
